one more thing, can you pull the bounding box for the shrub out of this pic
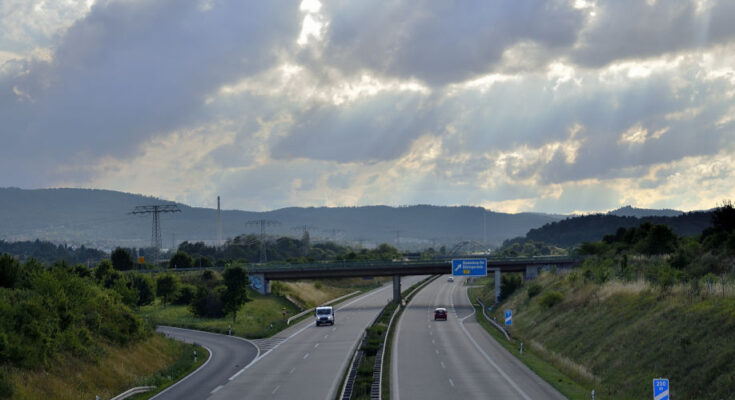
[499,274,523,302]
[527,283,542,298]
[189,286,225,318]
[538,290,564,308]
[173,284,197,306]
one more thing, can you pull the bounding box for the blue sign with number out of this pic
[505,309,512,326]
[452,259,487,276]
[653,378,669,400]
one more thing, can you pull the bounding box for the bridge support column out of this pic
[393,275,401,303]
[524,265,539,280]
[249,274,270,295]
[494,269,501,304]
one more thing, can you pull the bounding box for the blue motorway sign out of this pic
[452,258,487,276]
[505,310,512,326]
[653,378,669,400]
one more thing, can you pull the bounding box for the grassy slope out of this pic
[6,278,381,399]
[8,334,203,400]
[141,288,301,338]
[141,279,382,338]
[481,272,735,400]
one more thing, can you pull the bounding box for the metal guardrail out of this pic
[109,386,155,400]
[477,298,510,341]
[340,331,367,400]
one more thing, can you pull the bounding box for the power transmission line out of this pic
[246,219,280,263]
[130,204,181,261]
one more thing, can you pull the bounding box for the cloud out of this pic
[311,0,586,86]
[0,0,300,186]
[3,0,735,216]
[573,0,735,66]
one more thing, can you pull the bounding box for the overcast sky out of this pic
[2,0,734,214]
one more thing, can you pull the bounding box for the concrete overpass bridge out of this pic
[248,256,581,303]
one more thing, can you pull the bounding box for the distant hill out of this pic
[607,205,684,218]
[523,212,712,248]
[0,188,563,251]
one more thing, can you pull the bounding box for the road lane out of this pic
[392,276,566,400]
[209,276,423,400]
[152,326,259,400]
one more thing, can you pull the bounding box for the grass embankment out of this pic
[7,334,204,400]
[142,278,382,338]
[473,272,735,400]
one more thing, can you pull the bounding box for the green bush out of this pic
[538,290,563,308]
[499,274,523,302]
[173,284,197,306]
[527,283,542,298]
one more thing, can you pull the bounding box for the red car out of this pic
[434,307,447,320]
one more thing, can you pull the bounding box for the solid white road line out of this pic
[150,342,214,400]
[458,288,533,400]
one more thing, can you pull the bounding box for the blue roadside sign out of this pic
[653,378,669,400]
[505,309,512,326]
[452,258,487,276]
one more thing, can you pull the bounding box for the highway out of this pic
[392,276,566,400]
[182,276,421,400]
[152,326,259,400]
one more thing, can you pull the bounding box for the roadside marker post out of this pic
[653,378,669,400]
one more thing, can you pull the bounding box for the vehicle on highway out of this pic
[315,306,335,326]
[447,276,454,282]
[434,307,447,320]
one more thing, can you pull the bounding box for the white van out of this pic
[315,306,335,326]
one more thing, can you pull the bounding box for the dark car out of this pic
[434,307,447,320]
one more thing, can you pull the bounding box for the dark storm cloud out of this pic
[0,0,300,186]
[573,0,735,66]
[314,0,585,86]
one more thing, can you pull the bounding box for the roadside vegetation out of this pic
[473,202,735,399]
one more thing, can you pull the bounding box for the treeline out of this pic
[519,211,712,248]
[0,256,148,398]
[574,203,735,286]
[0,240,106,265]
[166,238,405,269]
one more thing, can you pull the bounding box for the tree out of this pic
[94,259,113,282]
[637,224,677,255]
[111,247,135,271]
[711,201,735,233]
[0,254,20,289]
[169,251,193,269]
[156,274,179,308]
[130,274,155,306]
[222,266,250,322]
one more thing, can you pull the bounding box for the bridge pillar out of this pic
[524,265,539,280]
[249,274,270,295]
[494,269,501,304]
[393,275,401,303]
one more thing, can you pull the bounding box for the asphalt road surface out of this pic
[392,276,567,400]
[152,326,259,400]
[208,276,422,400]
[156,276,422,400]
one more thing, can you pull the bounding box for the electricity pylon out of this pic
[247,219,280,263]
[293,225,316,256]
[130,204,181,261]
